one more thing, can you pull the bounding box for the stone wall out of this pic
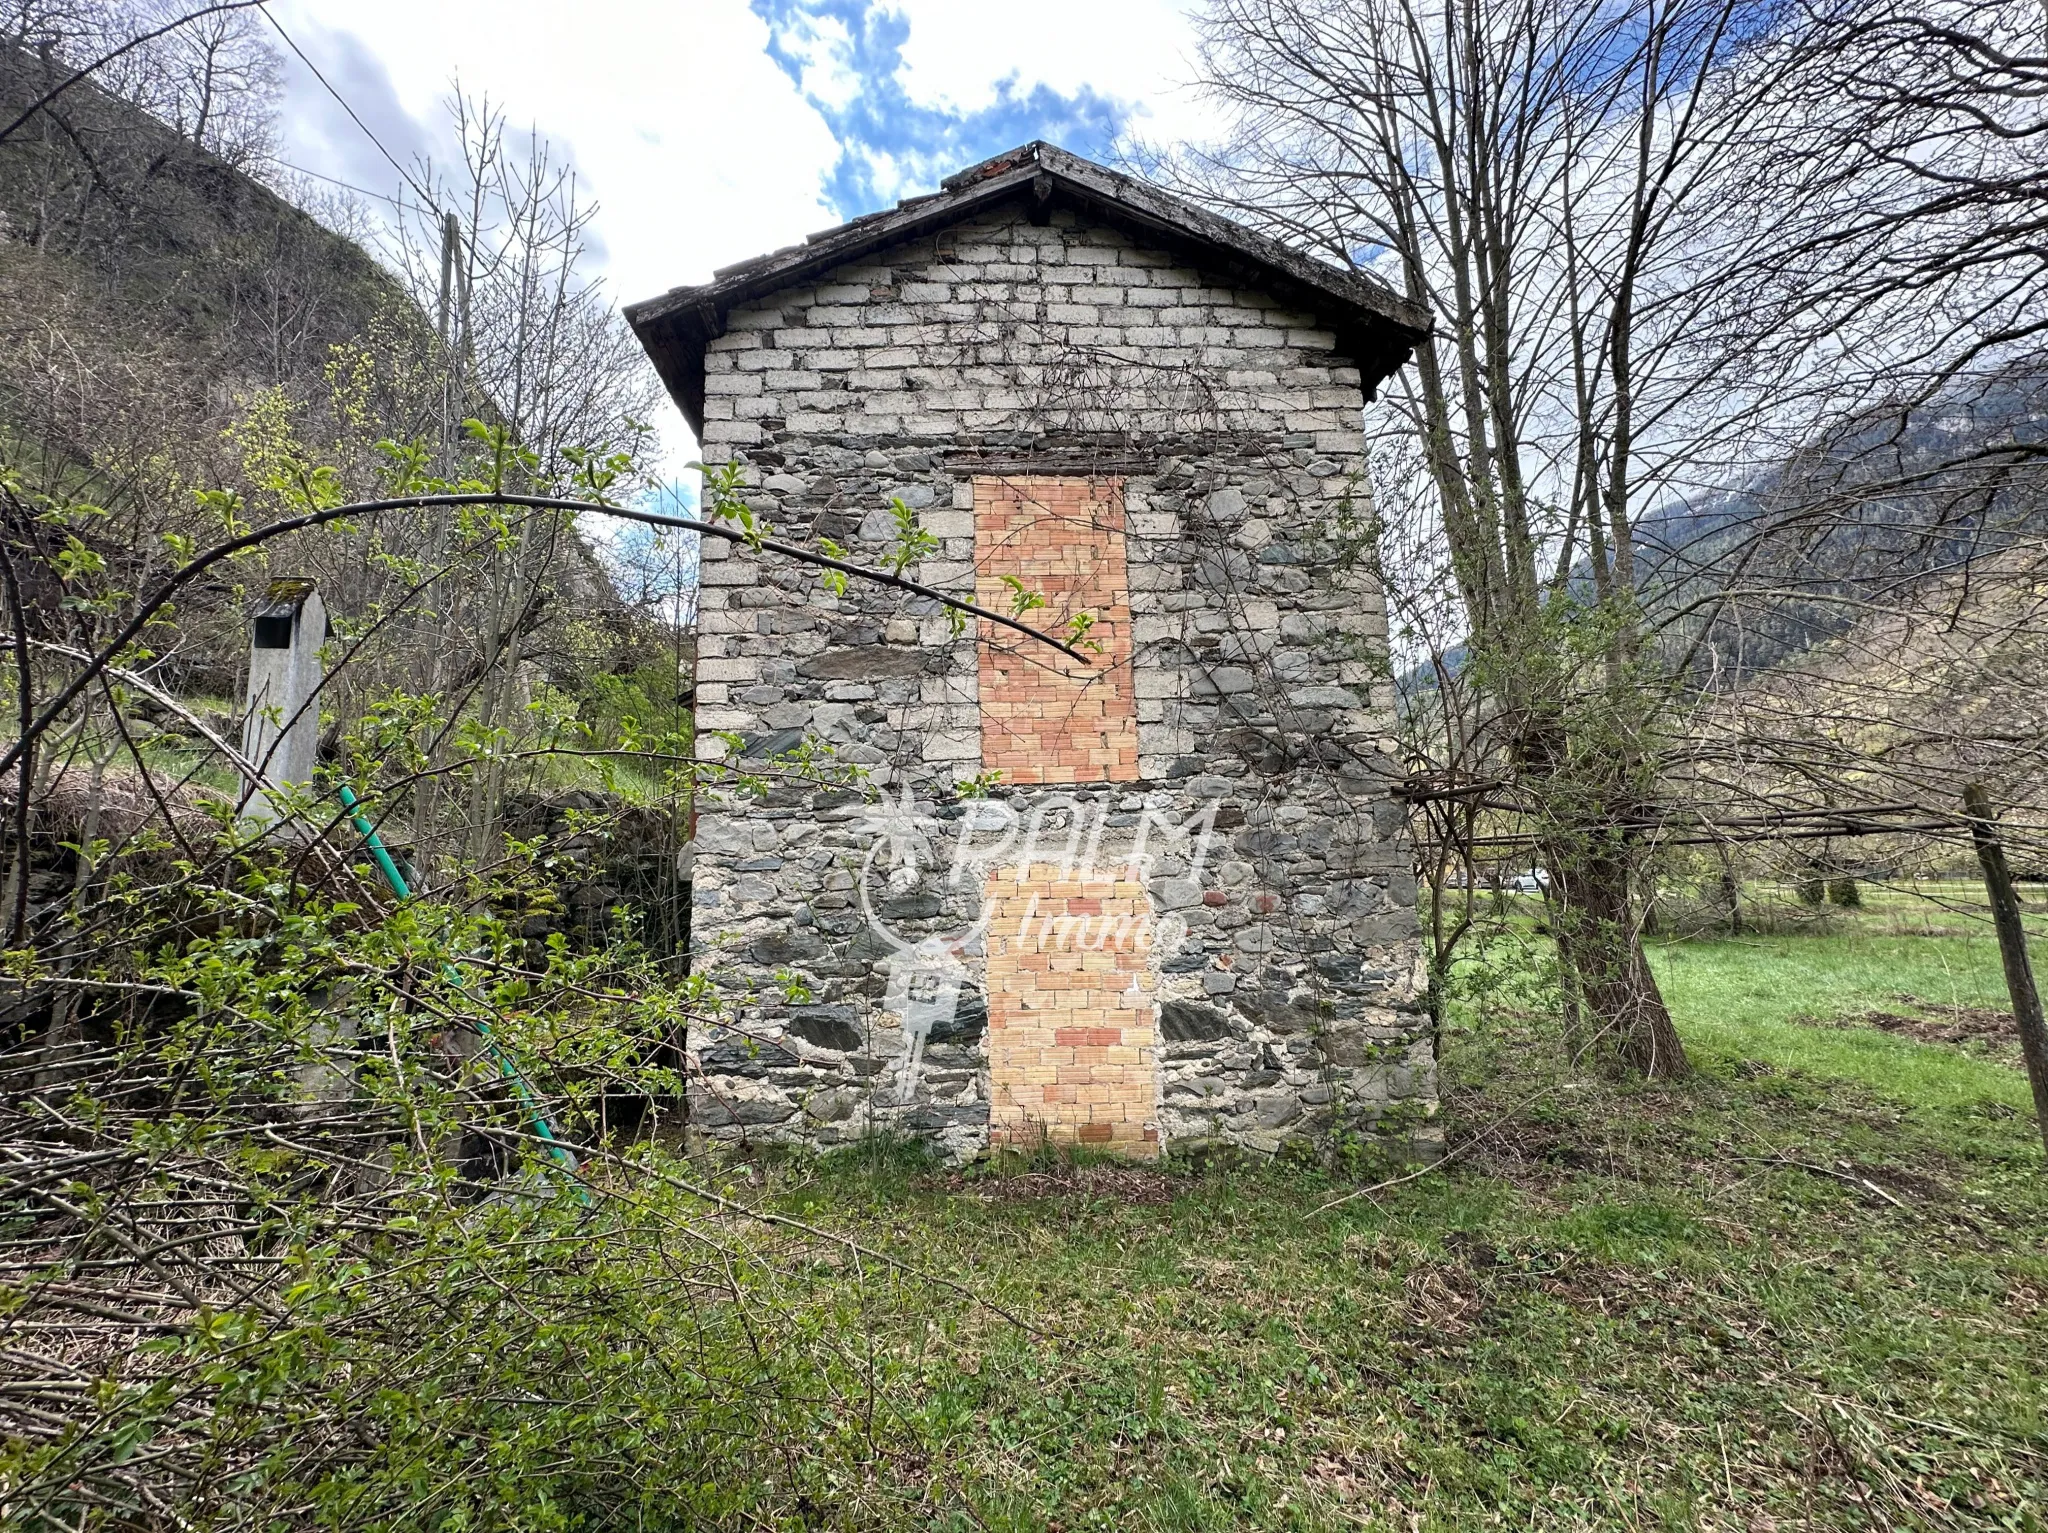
[685,206,1436,1162]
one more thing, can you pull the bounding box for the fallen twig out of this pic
[1741,1153,1907,1209]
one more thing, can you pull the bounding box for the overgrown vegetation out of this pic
[713,908,2047,1529]
[2,0,2046,1527]
[8,847,2043,1527]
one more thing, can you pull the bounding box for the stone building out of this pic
[626,143,1437,1162]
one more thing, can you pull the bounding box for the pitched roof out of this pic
[624,141,1430,437]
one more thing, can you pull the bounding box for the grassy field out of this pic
[1652,882,2043,1123]
[753,885,2048,1530]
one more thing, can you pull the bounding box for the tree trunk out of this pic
[1549,841,1690,1079]
[1964,784,2048,1163]
[1717,848,1743,936]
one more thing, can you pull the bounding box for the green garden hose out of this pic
[339,785,585,1194]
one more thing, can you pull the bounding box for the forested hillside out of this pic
[1643,366,2048,678]
[0,5,686,785]
[0,26,405,477]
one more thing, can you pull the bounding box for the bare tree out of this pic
[1655,0,2048,895]
[352,94,666,869]
[111,0,277,165]
[2,0,277,162]
[1181,0,1834,1075]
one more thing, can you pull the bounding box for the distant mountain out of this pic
[1393,366,2048,728]
[1639,366,2048,679]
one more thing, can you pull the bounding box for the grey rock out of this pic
[740,729,805,759]
[1201,486,1247,524]
[1220,631,1280,662]
[806,1088,862,1123]
[1159,1000,1233,1043]
[1257,1097,1305,1128]
[809,701,863,740]
[1231,985,1323,1035]
[1192,667,1256,697]
[845,927,896,961]
[927,992,987,1044]
[1288,685,1359,709]
[906,1102,990,1131]
[798,646,929,681]
[731,1097,801,1126]
[786,1006,864,1051]
[1195,549,1254,586]
[1321,1028,1394,1067]
[700,1039,797,1078]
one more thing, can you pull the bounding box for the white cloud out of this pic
[266,0,1218,472]
[774,10,866,111]
[888,0,1208,143]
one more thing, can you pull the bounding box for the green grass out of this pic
[730,895,2048,1530]
[1653,931,2040,1114]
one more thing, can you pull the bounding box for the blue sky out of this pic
[750,0,1132,217]
[266,1,1206,469]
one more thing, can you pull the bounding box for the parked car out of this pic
[1508,868,1552,895]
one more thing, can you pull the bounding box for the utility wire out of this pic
[257,3,439,212]
[0,0,272,146]
[268,156,414,211]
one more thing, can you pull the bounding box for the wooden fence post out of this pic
[1964,783,2048,1163]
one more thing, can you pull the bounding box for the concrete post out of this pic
[240,578,327,823]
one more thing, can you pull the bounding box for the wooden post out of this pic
[1964,783,2048,1162]
[240,578,326,824]
[437,211,457,350]
[437,210,460,445]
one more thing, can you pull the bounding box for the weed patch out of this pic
[728,926,2048,1529]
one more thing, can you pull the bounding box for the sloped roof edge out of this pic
[625,141,1431,438]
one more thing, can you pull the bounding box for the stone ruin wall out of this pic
[686,206,1437,1162]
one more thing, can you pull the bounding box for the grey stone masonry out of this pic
[637,153,1437,1164]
